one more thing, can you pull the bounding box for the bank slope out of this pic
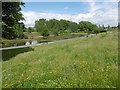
[2,31,118,88]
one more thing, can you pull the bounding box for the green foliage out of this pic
[79,21,99,34]
[23,32,40,39]
[27,27,34,33]
[35,19,80,36]
[35,19,108,37]
[107,25,110,29]
[2,2,25,39]
[35,19,50,36]
[68,21,79,33]
[52,28,59,36]
[41,27,49,36]
[14,23,25,39]
[59,19,69,34]
[47,19,60,36]
[99,29,107,33]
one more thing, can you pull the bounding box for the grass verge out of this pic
[2,31,118,88]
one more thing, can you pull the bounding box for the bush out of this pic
[99,29,107,33]
[52,29,59,36]
[23,35,28,39]
[41,29,50,37]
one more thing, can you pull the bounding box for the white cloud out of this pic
[63,7,69,10]
[88,2,118,26]
[22,2,118,27]
[22,11,95,27]
[89,0,100,13]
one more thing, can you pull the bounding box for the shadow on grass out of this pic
[2,47,34,61]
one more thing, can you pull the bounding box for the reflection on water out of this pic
[31,40,38,45]
[25,40,38,45]
[2,40,49,48]
[25,42,30,45]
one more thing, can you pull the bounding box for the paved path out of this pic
[0,34,96,50]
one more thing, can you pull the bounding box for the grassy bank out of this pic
[2,31,118,88]
[23,32,41,39]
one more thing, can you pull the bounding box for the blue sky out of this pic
[22,2,90,15]
[21,2,118,27]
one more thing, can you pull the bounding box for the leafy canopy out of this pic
[2,2,25,39]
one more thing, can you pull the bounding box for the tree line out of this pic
[34,18,108,37]
[2,2,118,39]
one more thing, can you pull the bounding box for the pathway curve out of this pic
[0,34,96,50]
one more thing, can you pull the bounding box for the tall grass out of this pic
[2,31,118,88]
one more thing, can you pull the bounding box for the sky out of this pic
[21,2,118,27]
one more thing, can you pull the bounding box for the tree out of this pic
[68,21,79,33]
[14,22,25,39]
[35,19,49,36]
[59,19,69,33]
[98,24,101,28]
[27,27,34,33]
[2,2,25,39]
[92,27,100,34]
[35,19,101,36]
[47,19,60,36]
[78,21,98,34]
[102,24,105,29]
[107,25,110,29]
